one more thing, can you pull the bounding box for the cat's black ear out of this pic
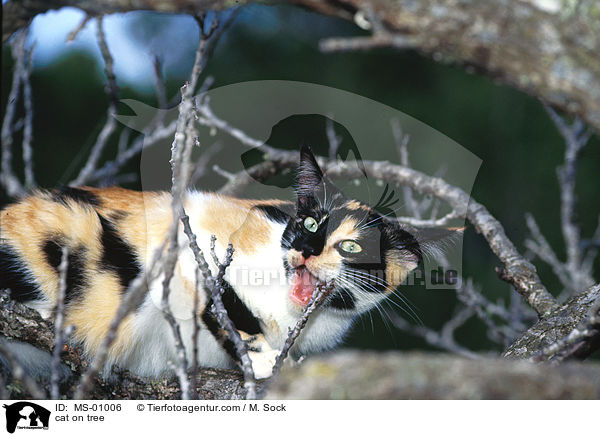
[299,145,324,188]
[297,145,325,203]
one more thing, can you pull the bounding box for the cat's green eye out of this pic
[303,216,319,233]
[340,240,362,253]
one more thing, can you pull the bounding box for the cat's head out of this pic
[281,146,460,315]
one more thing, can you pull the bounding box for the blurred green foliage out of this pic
[1,4,599,354]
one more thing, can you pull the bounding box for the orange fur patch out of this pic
[1,193,101,301]
[66,271,134,355]
[343,200,370,211]
[327,217,360,244]
[384,249,418,290]
[192,196,284,255]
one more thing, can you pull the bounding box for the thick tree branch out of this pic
[266,351,600,399]
[4,0,600,132]
[504,283,600,360]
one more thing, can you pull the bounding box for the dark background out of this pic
[2,4,599,354]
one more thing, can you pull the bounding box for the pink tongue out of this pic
[291,268,318,306]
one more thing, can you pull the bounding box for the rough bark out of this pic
[3,0,600,132]
[3,286,599,399]
[504,283,600,360]
[91,368,252,400]
[266,350,600,400]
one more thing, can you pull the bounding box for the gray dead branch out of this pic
[4,0,600,133]
[266,351,600,400]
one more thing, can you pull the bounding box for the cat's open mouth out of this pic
[290,265,322,307]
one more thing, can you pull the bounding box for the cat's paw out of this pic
[240,332,269,353]
[239,332,279,378]
[248,349,279,379]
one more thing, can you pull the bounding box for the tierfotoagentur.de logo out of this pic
[2,402,51,433]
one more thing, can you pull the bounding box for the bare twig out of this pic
[582,216,600,275]
[320,6,417,52]
[455,279,526,346]
[116,127,131,156]
[1,29,28,197]
[546,105,594,293]
[21,40,36,189]
[85,11,236,185]
[157,79,200,400]
[79,15,223,398]
[66,14,92,42]
[190,269,201,399]
[89,120,178,183]
[395,210,463,227]
[320,34,418,53]
[389,306,479,359]
[271,281,335,378]
[71,16,119,186]
[392,119,419,219]
[50,247,69,400]
[160,236,191,399]
[190,141,223,185]
[180,215,212,277]
[524,106,596,299]
[154,59,206,399]
[218,161,281,196]
[525,213,572,291]
[208,241,257,400]
[195,99,273,152]
[180,215,257,400]
[189,13,218,94]
[326,116,341,160]
[153,15,240,397]
[152,55,168,110]
[212,164,236,181]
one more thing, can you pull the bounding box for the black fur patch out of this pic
[283,212,328,259]
[51,187,100,207]
[42,239,87,304]
[221,282,262,335]
[200,301,238,362]
[255,204,293,224]
[200,282,263,364]
[328,288,356,310]
[0,244,40,302]
[42,239,62,270]
[98,215,141,290]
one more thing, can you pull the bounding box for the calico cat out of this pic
[0,146,457,379]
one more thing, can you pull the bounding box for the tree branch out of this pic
[504,283,600,360]
[1,29,28,198]
[266,350,600,399]
[71,16,119,186]
[5,1,600,133]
